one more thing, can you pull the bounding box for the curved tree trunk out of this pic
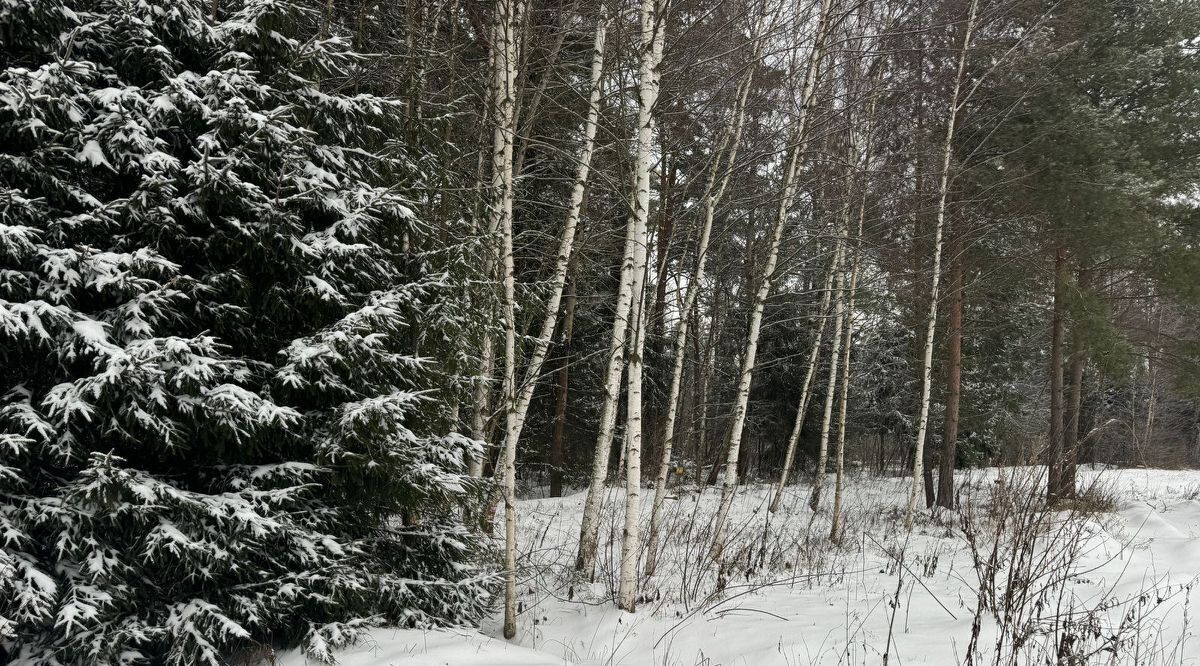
[809,239,847,512]
[499,3,607,637]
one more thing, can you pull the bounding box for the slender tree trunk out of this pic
[936,229,964,509]
[696,296,721,485]
[1062,351,1086,500]
[618,257,650,611]
[829,219,863,543]
[616,0,665,612]
[809,239,847,512]
[470,340,495,477]
[769,250,836,513]
[644,45,757,576]
[501,8,607,451]
[550,272,577,497]
[1143,303,1162,457]
[577,0,663,578]
[905,0,978,530]
[1047,242,1067,502]
[650,159,677,343]
[513,0,581,178]
[469,0,503,479]
[490,0,522,641]
[710,0,833,560]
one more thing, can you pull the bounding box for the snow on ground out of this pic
[276,628,564,666]
[282,467,1200,665]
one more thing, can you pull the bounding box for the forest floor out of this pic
[279,467,1200,665]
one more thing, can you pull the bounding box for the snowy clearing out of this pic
[281,467,1200,665]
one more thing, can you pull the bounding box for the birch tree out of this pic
[577,0,666,578]
[493,4,609,635]
[618,254,651,610]
[829,134,874,539]
[644,28,759,578]
[710,0,834,560]
[489,0,523,640]
[808,232,847,512]
[905,0,979,530]
[829,37,884,533]
[500,7,608,461]
[828,223,862,542]
[769,248,837,513]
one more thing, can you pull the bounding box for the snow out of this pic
[279,467,1200,665]
[76,140,110,167]
[276,628,567,665]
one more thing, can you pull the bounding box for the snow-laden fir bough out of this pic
[0,0,493,663]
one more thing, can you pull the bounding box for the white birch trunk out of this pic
[829,204,865,542]
[905,0,979,530]
[808,237,846,512]
[576,0,665,578]
[768,249,837,513]
[643,43,757,578]
[501,10,608,454]
[618,247,651,610]
[710,0,833,560]
[695,303,721,484]
[616,0,663,610]
[468,6,502,479]
[829,66,879,539]
[469,338,493,477]
[490,0,522,641]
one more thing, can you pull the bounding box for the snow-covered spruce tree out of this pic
[0,0,492,663]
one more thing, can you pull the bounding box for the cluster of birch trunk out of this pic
[459,0,1197,639]
[472,0,994,637]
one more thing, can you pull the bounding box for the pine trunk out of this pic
[936,231,964,509]
[1062,351,1086,500]
[1047,243,1067,502]
[550,273,576,498]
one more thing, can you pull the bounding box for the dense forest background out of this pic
[2,0,1198,662]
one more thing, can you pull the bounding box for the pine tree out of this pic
[0,1,492,663]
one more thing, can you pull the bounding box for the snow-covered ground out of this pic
[280,467,1200,665]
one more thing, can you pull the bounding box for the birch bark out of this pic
[710,0,834,559]
[501,9,607,452]
[808,236,847,512]
[905,0,979,530]
[769,249,837,513]
[491,0,522,640]
[576,0,665,577]
[830,177,867,541]
[644,40,758,577]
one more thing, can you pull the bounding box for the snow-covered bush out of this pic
[0,0,492,663]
